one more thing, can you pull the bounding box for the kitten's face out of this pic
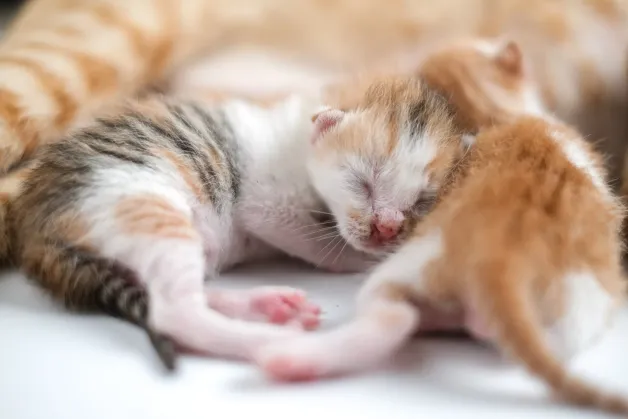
[419,39,543,133]
[307,77,463,255]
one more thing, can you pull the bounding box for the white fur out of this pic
[358,230,442,304]
[79,88,436,359]
[522,87,546,116]
[549,128,610,198]
[546,271,616,360]
[306,110,445,254]
[80,163,309,359]
[222,95,371,272]
[388,130,439,207]
[461,133,476,147]
[473,40,501,56]
[137,238,301,359]
[170,49,338,98]
[256,231,442,379]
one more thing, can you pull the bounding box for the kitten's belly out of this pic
[192,206,280,273]
[414,302,492,341]
[218,228,281,271]
[416,302,466,334]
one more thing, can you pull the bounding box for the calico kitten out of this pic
[255,43,628,415]
[5,76,461,370]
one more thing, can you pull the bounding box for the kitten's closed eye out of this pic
[412,191,437,216]
[361,180,373,199]
[348,174,373,199]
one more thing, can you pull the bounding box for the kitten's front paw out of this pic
[247,287,321,330]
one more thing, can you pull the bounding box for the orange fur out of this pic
[256,41,627,413]
[418,40,530,131]
[155,148,205,202]
[405,118,627,413]
[260,114,627,413]
[0,0,624,180]
[115,195,198,240]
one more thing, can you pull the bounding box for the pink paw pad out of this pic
[262,354,320,382]
[250,289,321,330]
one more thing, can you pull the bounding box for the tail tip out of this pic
[147,330,178,373]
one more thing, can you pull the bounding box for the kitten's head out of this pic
[307,76,463,255]
[419,39,544,133]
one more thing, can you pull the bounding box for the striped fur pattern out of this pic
[256,43,628,416]
[10,96,249,369]
[5,75,461,369]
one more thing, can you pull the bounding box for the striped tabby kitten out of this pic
[5,76,462,370]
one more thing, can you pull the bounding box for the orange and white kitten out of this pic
[1,0,628,188]
[254,44,628,415]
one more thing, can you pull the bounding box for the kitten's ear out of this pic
[310,108,345,143]
[494,41,523,75]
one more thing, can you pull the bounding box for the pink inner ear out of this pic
[495,41,523,75]
[311,109,345,143]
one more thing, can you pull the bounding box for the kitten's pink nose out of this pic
[371,209,404,242]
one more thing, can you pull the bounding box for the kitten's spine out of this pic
[20,240,177,371]
[480,260,628,415]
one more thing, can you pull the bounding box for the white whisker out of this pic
[318,237,343,268]
[299,226,338,239]
[291,220,336,233]
[331,240,349,266]
[315,236,340,260]
[313,232,340,241]
[294,209,334,216]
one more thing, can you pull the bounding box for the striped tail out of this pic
[20,239,177,371]
[480,262,628,415]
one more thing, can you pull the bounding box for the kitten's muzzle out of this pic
[368,209,404,245]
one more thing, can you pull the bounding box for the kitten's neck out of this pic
[218,92,325,208]
[221,93,321,156]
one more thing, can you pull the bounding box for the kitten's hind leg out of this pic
[254,232,444,381]
[124,240,306,360]
[102,195,304,360]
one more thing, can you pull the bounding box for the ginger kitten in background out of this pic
[255,41,628,415]
[0,0,627,194]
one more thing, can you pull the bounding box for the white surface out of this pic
[0,261,626,419]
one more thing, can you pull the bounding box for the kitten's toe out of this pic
[249,287,321,329]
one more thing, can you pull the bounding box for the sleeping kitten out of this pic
[255,42,628,415]
[5,77,461,370]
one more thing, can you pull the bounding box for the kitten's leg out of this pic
[543,271,621,361]
[142,242,303,358]
[255,232,443,381]
[206,287,321,330]
[99,195,306,359]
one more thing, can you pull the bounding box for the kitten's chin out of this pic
[350,238,393,257]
